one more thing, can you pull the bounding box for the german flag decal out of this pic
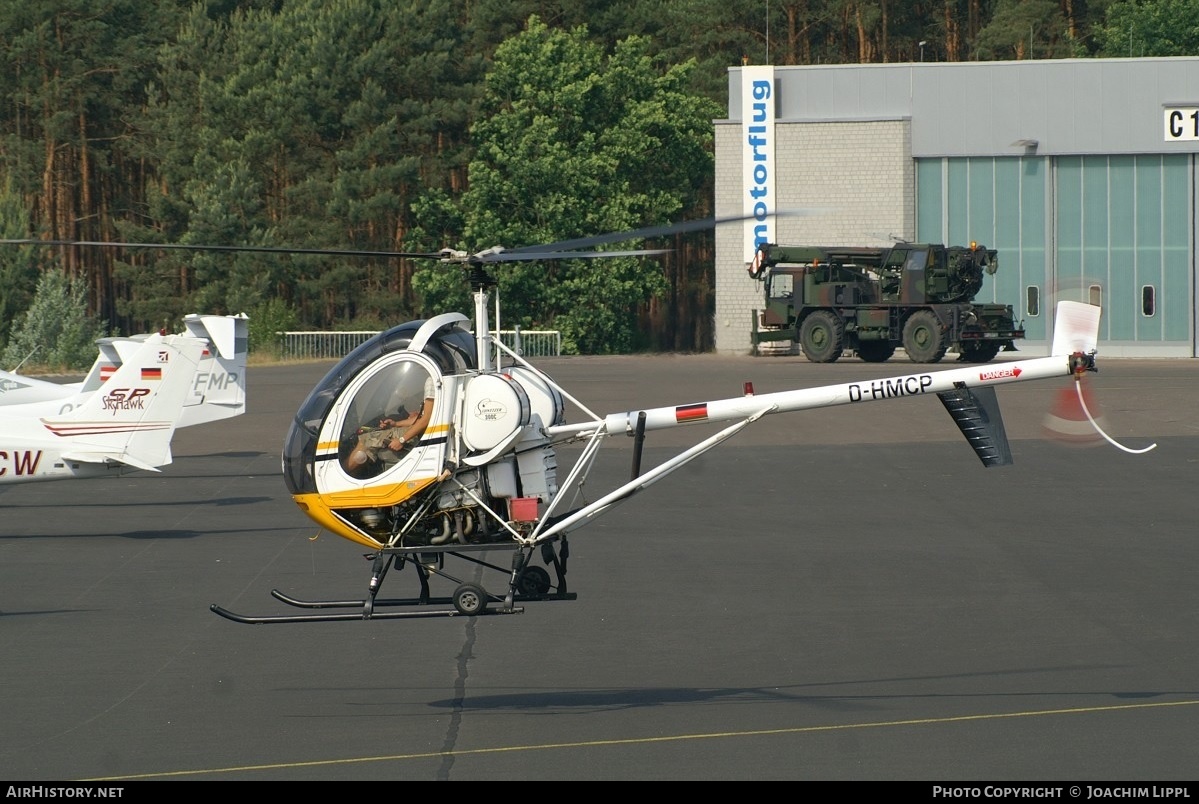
[141,367,162,380]
[675,403,708,423]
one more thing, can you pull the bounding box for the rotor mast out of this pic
[466,258,497,373]
[474,286,493,372]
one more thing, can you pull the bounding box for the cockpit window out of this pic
[340,360,435,478]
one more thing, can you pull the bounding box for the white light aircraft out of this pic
[0,313,247,427]
[0,332,206,484]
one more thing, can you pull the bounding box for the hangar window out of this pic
[1026,285,1040,317]
[1142,285,1156,317]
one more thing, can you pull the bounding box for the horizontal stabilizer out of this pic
[60,451,163,473]
[184,312,249,360]
[937,385,1012,467]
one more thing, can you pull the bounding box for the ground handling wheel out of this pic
[452,583,490,616]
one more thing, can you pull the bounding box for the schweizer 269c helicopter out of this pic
[3,223,1155,621]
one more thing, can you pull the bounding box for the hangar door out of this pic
[1055,155,1192,354]
[918,154,1194,356]
[916,157,1048,341]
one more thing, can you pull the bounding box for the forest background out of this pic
[1,0,1196,369]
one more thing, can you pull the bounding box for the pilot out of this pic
[347,372,435,476]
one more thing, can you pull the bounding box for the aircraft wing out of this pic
[0,369,78,406]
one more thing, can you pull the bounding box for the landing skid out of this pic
[211,538,575,624]
[209,591,525,623]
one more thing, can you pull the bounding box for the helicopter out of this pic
[2,223,1156,621]
[0,313,248,427]
[232,240,1157,623]
[0,331,206,484]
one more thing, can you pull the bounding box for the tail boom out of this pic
[548,353,1080,440]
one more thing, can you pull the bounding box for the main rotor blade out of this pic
[504,208,822,255]
[1,205,825,261]
[0,239,442,260]
[0,237,664,263]
[480,248,672,262]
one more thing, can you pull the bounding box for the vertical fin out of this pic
[178,313,249,426]
[1051,301,1101,356]
[78,338,135,394]
[47,333,206,471]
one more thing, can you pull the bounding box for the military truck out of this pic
[748,241,1025,363]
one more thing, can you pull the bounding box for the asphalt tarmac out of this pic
[1,352,1196,781]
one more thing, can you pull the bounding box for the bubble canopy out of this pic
[282,319,476,496]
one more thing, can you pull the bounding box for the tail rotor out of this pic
[1041,301,1157,454]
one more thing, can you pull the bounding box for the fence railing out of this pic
[495,329,562,357]
[278,328,562,361]
[279,331,379,360]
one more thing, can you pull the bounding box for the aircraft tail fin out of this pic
[937,385,1013,467]
[1050,301,1101,357]
[75,313,249,426]
[178,313,249,427]
[77,339,127,394]
[45,333,206,471]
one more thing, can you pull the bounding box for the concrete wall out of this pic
[714,118,913,354]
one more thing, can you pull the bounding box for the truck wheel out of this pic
[958,341,1001,363]
[902,310,949,363]
[799,311,844,363]
[855,342,896,363]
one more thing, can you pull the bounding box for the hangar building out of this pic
[714,58,1199,358]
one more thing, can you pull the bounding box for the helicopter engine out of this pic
[430,462,514,545]
[346,446,558,547]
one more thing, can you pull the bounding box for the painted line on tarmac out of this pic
[83,697,1199,781]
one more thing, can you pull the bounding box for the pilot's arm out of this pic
[379,409,417,429]
[386,385,434,452]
